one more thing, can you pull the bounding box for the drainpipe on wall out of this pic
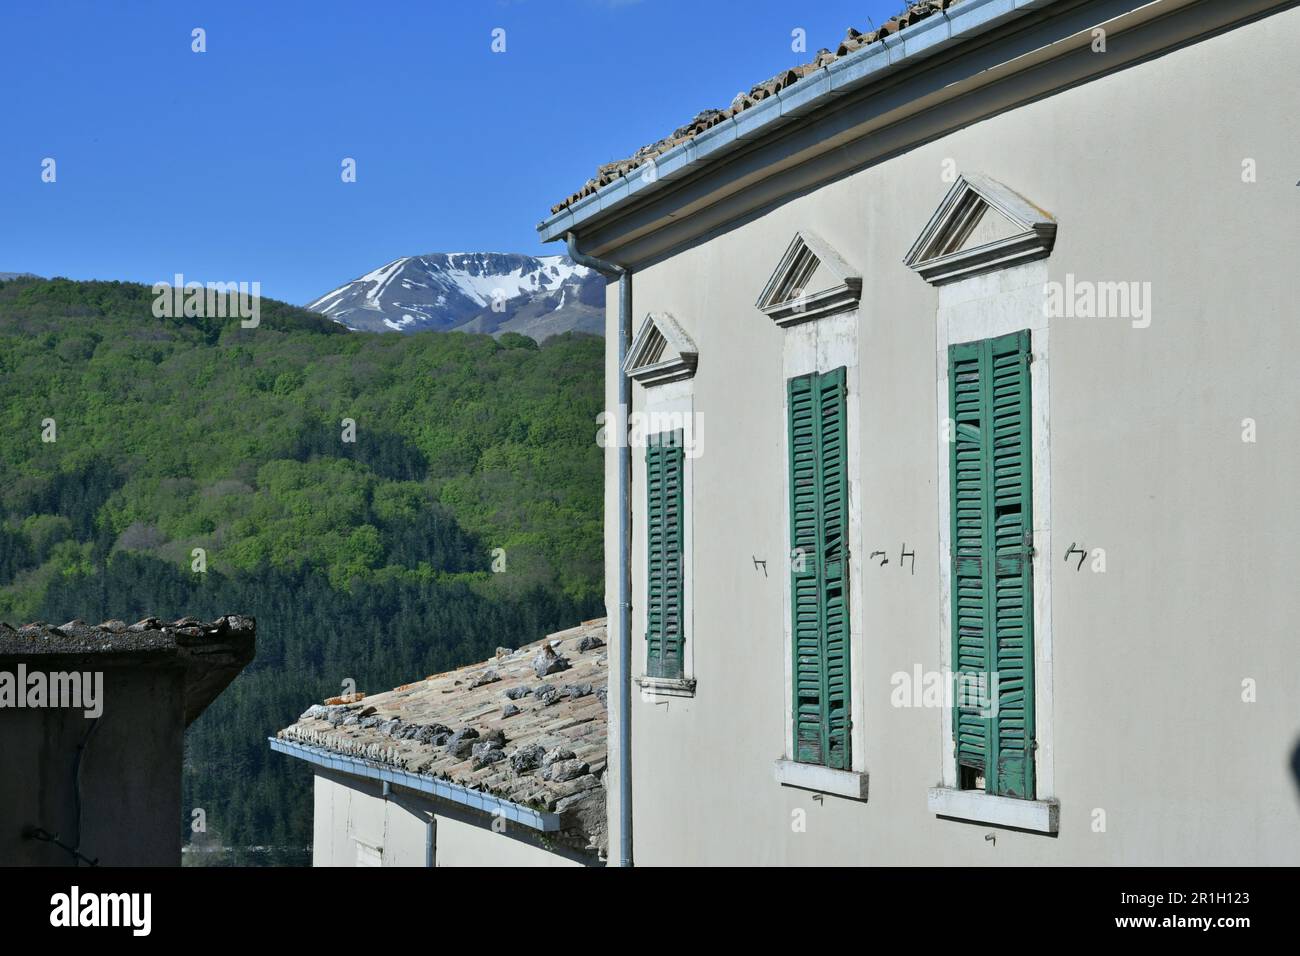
[565,231,633,868]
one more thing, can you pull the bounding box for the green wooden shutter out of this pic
[989,332,1034,798]
[948,331,1035,798]
[817,368,851,770]
[789,374,823,763]
[949,340,990,783]
[645,430,685,679]
[788,367,851,769]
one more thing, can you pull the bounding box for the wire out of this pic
[72,715,102,866]
[22,826,98,866]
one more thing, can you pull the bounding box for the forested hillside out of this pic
[0,276,605,862]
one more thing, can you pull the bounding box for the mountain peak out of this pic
[305,253,603,340]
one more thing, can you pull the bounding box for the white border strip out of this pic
[934,260,1054,798]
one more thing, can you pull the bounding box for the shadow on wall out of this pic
[1292,737,1300,801]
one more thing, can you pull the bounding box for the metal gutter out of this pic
[563,232,633,868]
[537,0,1060,243]
[269,737,563,833]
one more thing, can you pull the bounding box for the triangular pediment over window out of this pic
[904,173,1057,285]
[756,231,862,327]
[623,312,698,386]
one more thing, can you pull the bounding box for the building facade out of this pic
[540,0,1300,864]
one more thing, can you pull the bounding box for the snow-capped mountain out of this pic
[305,253,604,340]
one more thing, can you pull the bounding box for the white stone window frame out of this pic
[627,313,698,700]
[775,310,869,801]
[928,260,1058,833]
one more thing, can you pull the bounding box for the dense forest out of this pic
[0,276,605,863]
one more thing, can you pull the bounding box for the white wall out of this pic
[434,815,582,868]
[311,771,587,867]
[312,771,430,867]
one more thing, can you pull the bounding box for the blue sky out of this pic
[0,0,906,305]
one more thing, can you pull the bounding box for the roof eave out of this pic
[270,736,568,833]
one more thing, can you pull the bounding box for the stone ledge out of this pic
[774,758,868,801]
[927,787,1059,833]
[636,676,697,699]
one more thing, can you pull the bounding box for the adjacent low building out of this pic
[273,618,608,866]
[0,615,255,866]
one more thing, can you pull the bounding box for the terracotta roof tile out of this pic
[276,618,608,848]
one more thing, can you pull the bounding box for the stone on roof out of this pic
[277,618,608,853]
[549,1,964,214]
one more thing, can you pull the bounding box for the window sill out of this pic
[636,676,696,698]
[927,787,1059,833]
[774,759,868,801]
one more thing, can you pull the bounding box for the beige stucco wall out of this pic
[433,814,582,868]
[312,771,430,867]
[602,5,1300,865]
[311,771,586,867]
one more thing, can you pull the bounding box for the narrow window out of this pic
[787,367,850,769]
[645,430,684,679]
[948,330,1035,798]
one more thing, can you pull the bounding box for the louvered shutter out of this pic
[789,374,823,763]
[947,331,1035,798]
[949,340,989,781]
[788,367,851,769]
[817,368,851,769]
[645,430,685,679]
[989,332,1034,798]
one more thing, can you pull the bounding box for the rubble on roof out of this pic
[549,1,963,214]
[276,618,609,853]
[0,615,256,725]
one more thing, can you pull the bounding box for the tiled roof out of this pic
[550,0,964,214]
[0,615,256,725]
[277,618,608,851]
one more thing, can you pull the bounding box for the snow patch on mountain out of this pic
[305,253,603,340]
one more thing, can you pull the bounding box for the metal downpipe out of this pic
[565,232,633,867]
